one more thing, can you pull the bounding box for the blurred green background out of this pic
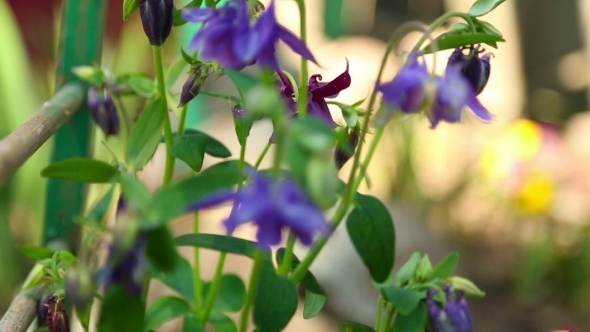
[2,0,590,331]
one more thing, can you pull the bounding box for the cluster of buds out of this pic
[38,295,70,332]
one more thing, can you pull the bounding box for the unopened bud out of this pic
[139,0,174,46]
[447,45,491,95]
[87,87,120,136]
[178,67,209,108]
[334,130,359,170]
[45,296,70,332]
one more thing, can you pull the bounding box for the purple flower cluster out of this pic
[189,171,330,247]
[377,47,493,128]
[182,0,316,70]
[427,287,473,332]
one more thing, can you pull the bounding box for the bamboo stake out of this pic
[0,82,85,188]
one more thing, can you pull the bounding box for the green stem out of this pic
[409,12,476,55]
[153,46,175,185]
[200,252,227,326]
[278,231,296,276]
[193,213,202,315]
[238,140,247,183]
[239,250,264,332]
[384,304,395,332]
[295,0,309,117]
[178,104,188,136]
[254,143,271,169]
[374,295,385,332]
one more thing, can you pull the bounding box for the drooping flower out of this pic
[99,198,146,296]
[428,66,493,128]
[87,86,120,136]
[189,171,330,247]
[334,129,359,170]
[446,45,492,95]
[376,55,430,117]
[139,0,174,46]
[276,61,351,127]
[427,287,473,332]
[182,0,316,69]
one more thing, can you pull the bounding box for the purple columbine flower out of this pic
[377,53,493,129]
[139,0,174,46]
[277,61,351,127]
[182,0,316,69]
[428,66,493,128]
[87,86,120,136]
[189,172,330,247]
[427,287,473,332]
[446,45,492,96]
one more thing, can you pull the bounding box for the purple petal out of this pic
[280,204,328,246]
[311,60,351,98]
[254,0,278,48]
[182,8,216,22]
[467,94,494,122]
[187,190,235,212]
[255,214,283,246]
[233,29,260,64]
[277,25,318,65]
[308,98,337,127]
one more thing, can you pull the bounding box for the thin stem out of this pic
[254,143,271,169]
[193,213,202,315]
[178,104,189,136]
[295,0,309,117]
[374,295,384,332]
[409,12,476,55]
[238,140,247,183]
[153,46,175,185]
[200,252,227,326]
[278,231,296,276]
[239,250,265,332]
[383,303,395,332]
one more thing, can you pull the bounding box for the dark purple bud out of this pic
[335,130,359,170]
[87,87,120,136]
[139,0,174,46]
[447,46,491,95]
[45,296,70,332]
[178,67,209,108]
[37,294,51,326]
[427,287,473,332]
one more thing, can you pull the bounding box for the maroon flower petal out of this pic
[311,60,350,98]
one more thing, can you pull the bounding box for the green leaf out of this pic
[469,0,506,16]
[431,252,459,280]
[210,313,237,332]
[233,116,254,147]
[478,20,503,37]
[126,97,166,170]
[150,255,195,302]
[97,285,144,332]
[41,158,118,183]
[415,254,433,281]
[119,172,151,209]
[391,302,428,332]
[175,233,270,258]
[383,287,425,315]
[202,274,246,312]
[449,276,486,297]
[306,155,339,209]
[127,73,156,98]
[146,227,178,272]
[275,248,326,319]
[17,245,56,260]
[86,185,115,224]
[144,296,191,331]
[145,160,245,224]
[396,252,421,286]
[340,322,376,332]
[123,0,139,20]
[171,130,231,172]
[346,194,395,283]
[224,69,258,96]
[182,315,203,332]
[253,261,298,332]
[292,116,337,154]
[421,33,504,54]
[200,90,241,104]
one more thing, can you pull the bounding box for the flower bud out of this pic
[427,286,472,332]
[446,46,491,95]
[87,87,120,136]
[45,296,70,332]
[178,67,209,108]
[334,130,359,170]
[37,294,51,326]
[139,0,174,46]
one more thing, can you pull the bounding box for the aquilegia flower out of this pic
[277,61,351,127]
[87,86,120,136]
[377,53,493,129]
[182,0,316,69]
[189,171,330,247]
[427,287,472,332]
[139,0,174,46]
[446,45,492,95]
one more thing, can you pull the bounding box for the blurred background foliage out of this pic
[2,0,590,331]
